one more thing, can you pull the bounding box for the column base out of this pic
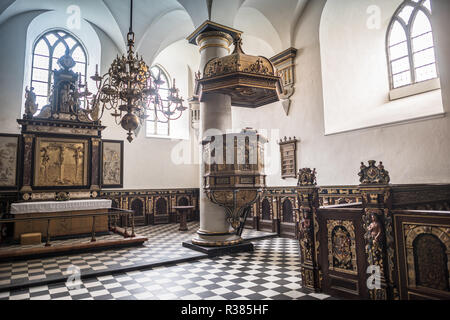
[183,240,253,257]
[191,230,243,247]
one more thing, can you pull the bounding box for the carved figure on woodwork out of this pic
[366,212,383,243]
[362,209,387,299]
[298,211,313,261]
[359,160,390,185]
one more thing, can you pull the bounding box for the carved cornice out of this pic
[187,20,242,45]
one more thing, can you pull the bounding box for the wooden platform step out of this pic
[0,236,148,262]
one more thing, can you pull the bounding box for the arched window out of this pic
[146,65,171,137]
[387,0,438,89]
[31,30,87,112]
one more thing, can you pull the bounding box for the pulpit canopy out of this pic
[195,37,282,108]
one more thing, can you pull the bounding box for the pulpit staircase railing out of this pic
[235,206,252,237]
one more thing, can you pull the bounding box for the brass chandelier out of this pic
[87,0,186,142]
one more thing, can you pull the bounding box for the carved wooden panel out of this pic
[327,220,358,275]
[317,207,368,300]
[99,189,199,227]
[261,198,271,221]
[394,211,450,300]
[413,233,449,291]
[282,198,294,223]
[130,197,145,226]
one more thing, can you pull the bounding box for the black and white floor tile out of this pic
[0,222,276,290]
[0,238,333,300]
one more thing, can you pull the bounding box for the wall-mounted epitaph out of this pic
[101,140,124,188]
[279,137,298,179]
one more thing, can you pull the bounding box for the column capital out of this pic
[187,20,242,45]
[196,31,233,53]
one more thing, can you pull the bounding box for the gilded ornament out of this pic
[297,168,317,186]
[359,160,390,185]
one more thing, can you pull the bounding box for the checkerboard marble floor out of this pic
[0,237,333,300]
[0,222,276,290]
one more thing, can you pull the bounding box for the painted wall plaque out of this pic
[101,140,123,188]
[0,134,19,188]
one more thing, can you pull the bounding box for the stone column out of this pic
[191,31,241,246]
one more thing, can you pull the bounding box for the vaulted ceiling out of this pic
[0,0,309,57]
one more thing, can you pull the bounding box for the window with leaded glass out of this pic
[387,0,438,90]
[31,30,87,112]
[146,65,170,137]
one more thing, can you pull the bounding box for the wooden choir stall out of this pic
[295,162,450,301]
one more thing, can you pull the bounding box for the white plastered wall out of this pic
[2,0,450,190]
[232,0,450,186]
[0,11,200,190]
[320,0,444,135]
[100,39,200,190]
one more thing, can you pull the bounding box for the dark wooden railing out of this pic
[0,208,135,247]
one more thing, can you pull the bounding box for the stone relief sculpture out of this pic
[24,86,38,118]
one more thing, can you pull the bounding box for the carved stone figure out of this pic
[24,86,38,118]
